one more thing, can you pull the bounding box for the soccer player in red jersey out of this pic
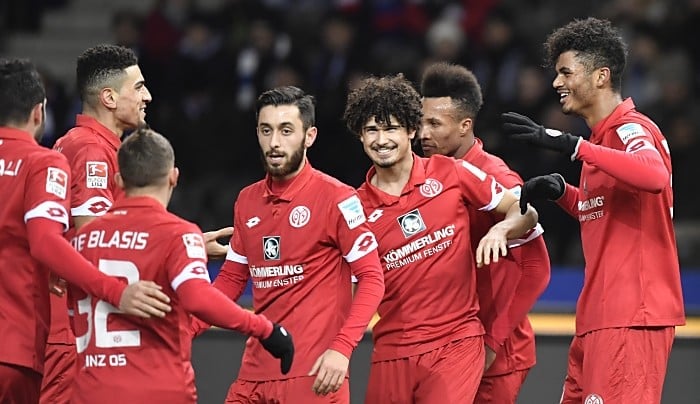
[0,58,171,404]
[419,63,551,403]
[69,128,293,404]
[45,45,232,403]
[192,86,384,403]
[343,74,539,404]
[501,18,685,403]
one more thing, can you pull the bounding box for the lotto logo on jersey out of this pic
[263,236,280,260]
[182,233,206,259]
[46,167,67,199]
[337,195,366,229]
[86,161,108,189]
[396,209,426,238]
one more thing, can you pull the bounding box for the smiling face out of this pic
[552,50,598,117]
[359,115,414,169]
[257,104,316,180]
[114,65,151,131]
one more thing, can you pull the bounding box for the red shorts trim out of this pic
[226,376,349,403]
[560,326,675,404]
[365,336,484,404]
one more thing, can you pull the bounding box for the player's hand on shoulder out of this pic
[260,323,294,375]
[520,173,566,214]
[203,226,233,260]
[119,280,172,319]
[308,349,349,396]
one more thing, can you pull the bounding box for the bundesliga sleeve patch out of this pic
[46,167,68,199]
[337,195,367,229]
[182,233,207,259]
[86,161,109,189]
[616,123,646,145]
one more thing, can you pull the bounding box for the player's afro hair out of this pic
[544,17,627,91]
[420,63,483,119]
[343,74,422,137]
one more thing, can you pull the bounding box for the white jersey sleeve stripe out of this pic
[507,223,545,248]
[171,261,211,291]
[24,201,69,231]
[71,196,112,217]
[479,178,506,212]
[225,245,248,264]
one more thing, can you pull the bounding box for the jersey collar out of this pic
[110,195,167,212]
[362,152,427,206]
[75,114,122,150]
[0,127,37,144]
[462,137,484,162]
[262,158,314,202]
[590,97,636,143]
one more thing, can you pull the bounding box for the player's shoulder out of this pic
[159,210,202,234]
[26,146,69,170]
[311,168,356,196]
[57,126,100,147]
[237,178,266,201]
[424,154,462,176]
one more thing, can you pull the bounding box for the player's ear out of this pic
[595,67,611,88]
[170,167,179,188]
[30,101,43,127]
[408,128,417,140]
[304,126,318,148]
[115,172,125,190]
[99,87,118,109]
[459,117,472,135]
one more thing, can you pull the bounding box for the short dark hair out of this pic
[76,44,138,105]
[544,17,628,92]
[420,63,483,119]
[117,127,174,189]
[344,74,422,136]
[255,86,315,132]
[0,58,45,126]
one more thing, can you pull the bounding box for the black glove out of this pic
[520,174,566,214]
[502,112,582,160]
[260,323,294,374]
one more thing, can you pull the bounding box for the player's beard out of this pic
[261,137,306,179]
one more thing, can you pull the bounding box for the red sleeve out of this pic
[454,159,506,212]
[329,252,384,358]
[190,244,251,338]
[178,279,272,339]
[26,218,125,307]
[555,183,580,218]
[577,140,669,193]
[483,239,551,350]
[68,145,116,216]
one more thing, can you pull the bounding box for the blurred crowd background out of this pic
[2,0,699,269]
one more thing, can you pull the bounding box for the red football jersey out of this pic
[463,138,548,376]
[69,197,211,403]
[357,154,505,362]
[225,162,379,380]
[558,98,685,334]
[0,127,70,373]
[49,114,123,344]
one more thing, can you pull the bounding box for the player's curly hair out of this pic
[343,74,422,137]
[420,63,483,120]
[77,44,138,105]
[544,17,627,92]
